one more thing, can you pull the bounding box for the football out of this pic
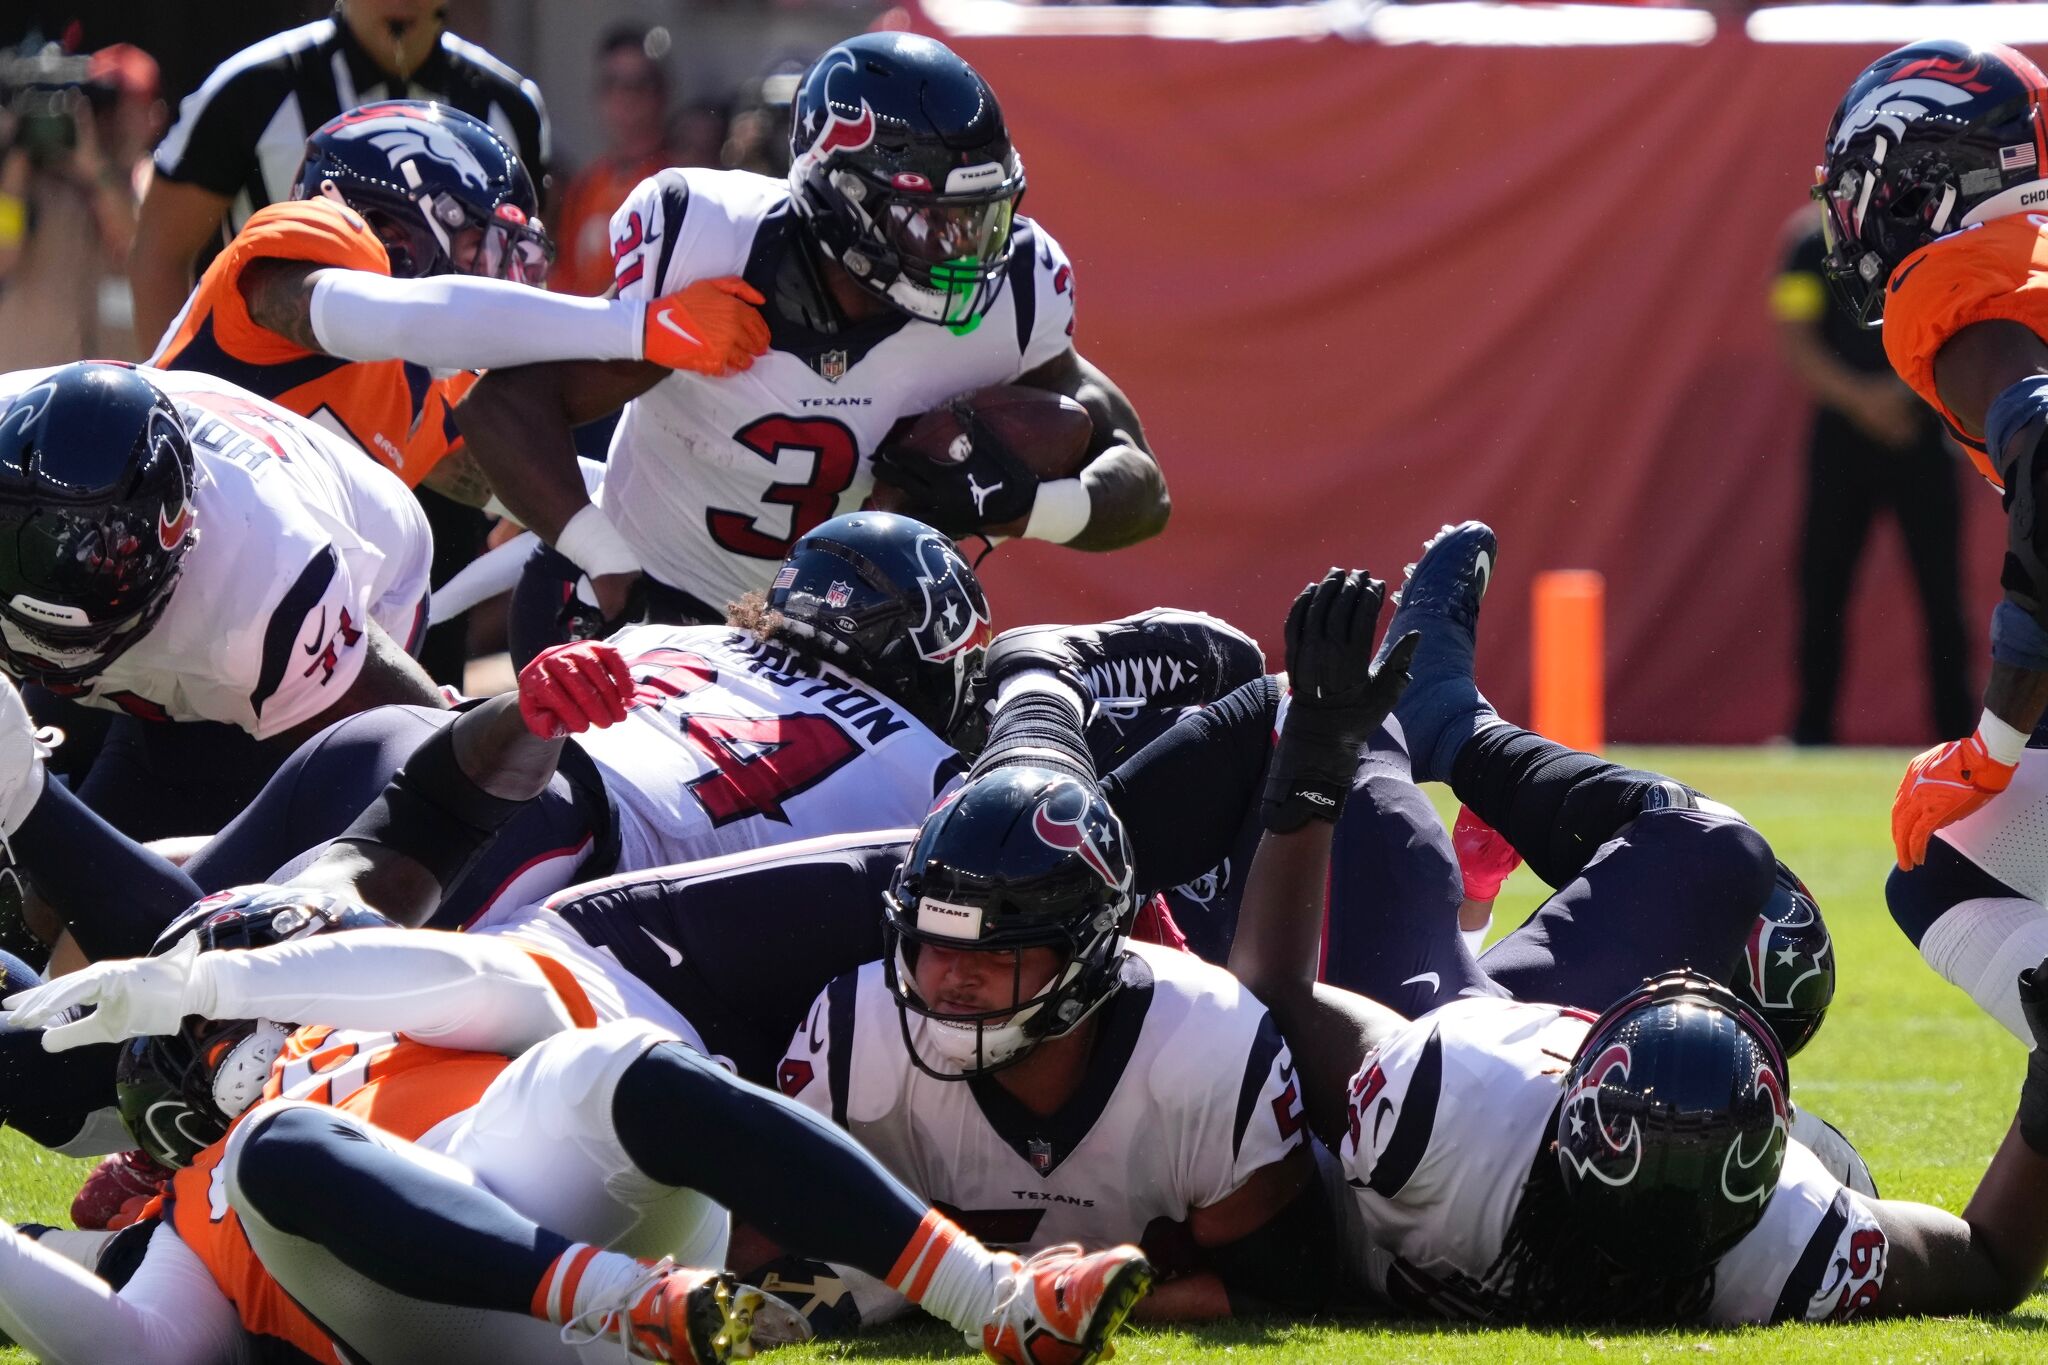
[871,385,1094,514]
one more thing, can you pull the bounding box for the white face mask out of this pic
[210,1019,291,1122]
[911,1010,1039,1077]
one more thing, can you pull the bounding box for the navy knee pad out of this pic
[1887,840,2025,948]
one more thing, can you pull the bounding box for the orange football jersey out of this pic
[1882,211,2048,488]
[151,197,471,487]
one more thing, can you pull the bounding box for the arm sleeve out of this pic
[0,1222,246,1365]
[309,270,646,370]
[191,929,585,1055]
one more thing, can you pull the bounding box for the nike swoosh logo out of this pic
[653,309,700,345]
[641,925,683,968]
[1890,256,1926,293]
[300,608,327,656]
[1401,971,1442,992]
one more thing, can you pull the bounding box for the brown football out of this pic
[871,385,1094,513]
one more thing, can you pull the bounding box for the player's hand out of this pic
[872,400,1039,538]
[1452,805,1522,903]
[1891,733,2017,870]
[3,933,201,1051]
[1262,569,1418,832]
[640,277,770,376]
[518,640,636,738]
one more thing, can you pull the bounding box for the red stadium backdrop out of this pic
[903,11,2016,745]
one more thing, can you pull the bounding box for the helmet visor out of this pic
[475,210,556,286]
[883,197,1015,269]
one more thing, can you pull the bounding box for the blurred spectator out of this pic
[1772,214,1973,746]
[722,62,803,179]
[0,40,163,369]
[552,24,681,298]
[130,0,549,349]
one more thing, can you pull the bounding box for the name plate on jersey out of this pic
[917,896,984,940]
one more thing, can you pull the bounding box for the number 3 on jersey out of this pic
[706,415,860,560]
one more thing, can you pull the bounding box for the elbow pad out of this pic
[1987,377,2048,629]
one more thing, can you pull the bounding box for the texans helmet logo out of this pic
[1031,792,1125,891]
[1559,1042,1643,1187]
[793,49,877,179]
[1744,902,1831,1010]
[1720,1062,1789,1205]
[908,535,990,664]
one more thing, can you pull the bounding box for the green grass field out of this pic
[2,746,2041,1363]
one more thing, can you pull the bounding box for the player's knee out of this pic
[227,1102,368,1233]
[1631,809,1775,920]
[1888,840,2025,948]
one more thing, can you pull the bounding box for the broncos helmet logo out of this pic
[1830,72,1984,152]
[909,534,990,664]
[1031,787,1128,892]
[328,105,493,191]
[1559,1042,1642,1187]
[1719,1062,1789,1206]
[792,48,877,180]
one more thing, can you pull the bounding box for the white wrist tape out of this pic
[309,269,643,370]
[1978,708,2030,766]
[555,503,642,579]
[1023,477,1091,543]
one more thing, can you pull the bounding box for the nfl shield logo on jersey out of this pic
[1028,1137,1055,1174]
[817,349,849,383]
[826,580,854,609]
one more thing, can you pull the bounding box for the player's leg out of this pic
[1791,439,1874,745]
[1887,442,1977,741]
[73,717,290,842]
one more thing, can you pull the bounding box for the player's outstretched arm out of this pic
[1015,347,1170,550]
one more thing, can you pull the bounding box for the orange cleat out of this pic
[562,1260,803,1363]
[982,1243,1154,1365]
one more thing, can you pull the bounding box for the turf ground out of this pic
[1,745,2040,1363]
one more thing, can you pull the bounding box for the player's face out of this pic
[912,942,1065,1022]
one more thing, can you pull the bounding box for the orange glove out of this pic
[640,276,770,376]
[1891,731,2018,870]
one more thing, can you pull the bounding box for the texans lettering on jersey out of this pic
[778,942,1305,1266]
[599,168,1078,606]
[1881,212,2048,485]
[0,365,432,737]
[575,623,962,874]
[1334,998,1887,1324]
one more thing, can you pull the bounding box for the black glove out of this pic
[872,400,1040,538]
[2017,960,2048,1154]
[1261,569,1418,833]
[557,573,649,645]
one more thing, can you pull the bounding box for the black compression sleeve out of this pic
[1102,675,1278,892]
[968,691,1096,784]
[335,721,530,894]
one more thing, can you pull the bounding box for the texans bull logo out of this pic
[1030,788,1127,892]
[1720,1062,1789,1205]
[1744,897,1831,1011]
[792,49,877,180]
[1559,1042,1642,1187]
[909,534,990,665]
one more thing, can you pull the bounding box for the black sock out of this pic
[234,1106,568,1314]
[1449,724,1682,889]
[17,780,202,960]
[611,1043,928,1276]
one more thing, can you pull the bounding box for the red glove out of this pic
[641,276,770,376]
[1129,893,1190,952]
[1892,731,2018,870]
[518,641,635,739]
[1452,805,1522,903]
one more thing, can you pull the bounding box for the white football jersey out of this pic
[0,365,431,738]
[778,940,1306,1257]
[578,623,963,874]
[600,168,1078,606]
[1335,998,1887,1324]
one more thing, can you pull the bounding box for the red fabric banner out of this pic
[914,16,2013,744]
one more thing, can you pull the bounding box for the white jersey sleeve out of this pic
[0,1223,248,1365]
[607,167,768,302]
[1013,219,1079,374]
[1707,1141,1888,1325]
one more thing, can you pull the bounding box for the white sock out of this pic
[531,1243,654,1327]
[1460,918,1492,960]
[885,1211,1010,1337]
[1918,897,2048,1045]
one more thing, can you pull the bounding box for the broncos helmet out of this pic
[1555,970,1790,1276]
[788,33,1024,329]
[0,363,195,687]
[114,886,395,1170]
[295,99,552,283]
[1816,41,2048,326]
[883,767,1134,1079]
[1731,862,1835,1058]
[767,512,991,739]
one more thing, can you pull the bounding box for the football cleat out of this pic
[70,1149,172,1231]
[1381,521,1500,784]
[561,1261,801,1362]
[980,1242,1154,1365]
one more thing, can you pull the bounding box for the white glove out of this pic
[3,933,204,1051]
[0,673,58,838]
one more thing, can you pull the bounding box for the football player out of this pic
[1232,564,2048,1324]
[0,360,441,838]
[3,885,1154,1365]
[454,32,1171,663]
[151,99,770,503]
[1816,42,2048,1045]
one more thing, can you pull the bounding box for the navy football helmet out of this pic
[788,33,1024,328]
[1555,970,1789,1275]
[883,766,1134,1079]
[1731,862,1835,1058]
[296,99,552,283]
[0,363,195,686]
[114,886,395,1169]
[767,512,991,739]
[1816,41,2048,325]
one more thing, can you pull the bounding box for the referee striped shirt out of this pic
[154,15,550,259]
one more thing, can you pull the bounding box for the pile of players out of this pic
[1,27,2048,1365]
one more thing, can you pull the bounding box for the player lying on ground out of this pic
[1230,564,2048,1323]
[2,886,1153,1364]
